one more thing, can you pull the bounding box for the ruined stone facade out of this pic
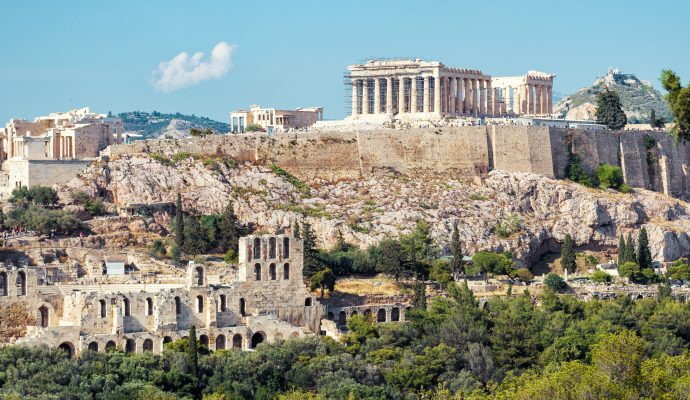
[1,235,326,358]
[230,104,324,133]
[347,59,554,119]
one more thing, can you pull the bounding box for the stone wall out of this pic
[105,127,690,199]
[0,159,92,196]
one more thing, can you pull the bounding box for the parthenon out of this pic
[347,59,554,119]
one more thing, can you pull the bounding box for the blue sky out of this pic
[1,0,688,123]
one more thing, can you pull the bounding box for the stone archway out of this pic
[216,334,226,350]
[250,332,266,349]
[377,309,386,323]
[58,342,75,359]
[125,338,136,353]
[105,340,116,351]
[143,339,153,352]
[38,306,49,328]
[87,341,99,352]
[391,307,400,322]
[232,334,243,349]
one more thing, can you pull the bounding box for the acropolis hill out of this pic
[106,124,689,199]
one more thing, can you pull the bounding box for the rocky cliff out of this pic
[554,68,671,123]
[59,154,690,266]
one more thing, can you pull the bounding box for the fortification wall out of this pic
[106,127,690,199]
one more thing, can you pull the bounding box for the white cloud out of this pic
[152,41,236,92]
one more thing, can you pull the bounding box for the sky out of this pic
[1,0,689,123]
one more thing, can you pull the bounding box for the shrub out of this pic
[470,193,489,201]
[6,205,81,234]
[565,154,595,187]
[618,261,640,279]
[544,273,567,291]
[430,259,453,286]
[150,153,173,166]
[596,164,624,190]
[667,260,690,282]
[71,191,106,216]
[149,240,166,259]
[494,214,522,238]
[590,270,612,284]
[514,268,534,282]
[10,186,59,206]
[245,123,262,132]
[471,252,514,277]
[270,163,309,193]
[223,249,238,264]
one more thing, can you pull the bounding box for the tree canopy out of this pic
[596,89,628,130]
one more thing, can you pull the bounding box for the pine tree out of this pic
[293,221,301,239]
[175,193,185,248]
[637,227,652,269]
[650,109,658,128]
[301,220,320,276]
[379,239,406,282]
[412,282,427,310]
[618,234,626,265]
[449,222,464,277]
[182,215,208,256]
[596,89,627,130]
[561,234,577,274]
[625,233,637,265]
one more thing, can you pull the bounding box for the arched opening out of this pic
[283,263,290,280]
[254,263,262,280]
[269,263,276,280]
[38,306,49,328]
[125,338,136,353]
[391,307,400,322]
[195,266,204,286]
[377,309,386,323]
[364,309,372,319]
[232,334,243,349]
[305,298,312,307]
[16,271,26,296]
[58,342,75,359]
[175,297,181,315]
[0,272,7,296]
[146,298,153,316]
[199,334,209,349]
[123,298,130,316]
[253,238,261,259]
[283,237,290,258]
[105,341,116,351]
[338,311,346,325]
[351,311,358,316]
[88,341,99,352]
[219,294,227,312]
[196,295,204,313]
[239,298,246,316]
[269,237,276,259]
[250,332,265,349]
[99,299,107,318]
[327,312,334,320]
[163,336,173,345]
[142,339,153,352]
[216,334,226,350]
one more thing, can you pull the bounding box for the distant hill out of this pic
[117,111,229,139]
[553,68,672,123]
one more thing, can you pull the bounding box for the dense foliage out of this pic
[118,111,228,139]
[596,89,628,130]
[660,70,690,141]
[2,287,690,399]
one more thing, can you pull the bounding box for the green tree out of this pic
[560,234,576,274]
[292,221,301,239]
[596,164,624,190]
[429,259,452,287]
[301,220,321,276]
[29,186,59,206]
[245,123,262,132]
[378,238,407,282]
[216,204,242,253]
[471,252,514,278]
[667,259,690,281]
[660,69,690,140]
[309,268,336,298]
[182,215,208,255]
[544,273,567,291]
[187,325,201,400]
[636,228,652,269]
[617,234,626,265]
[596,88,627,130]
[625,233,637,265]
[175,193,184,248]
[149,240,166,259]
[618,261,641,280]
[591,270,612,284]
[449,222,464,277]
[412,282,427,310]
[592,330,643,387]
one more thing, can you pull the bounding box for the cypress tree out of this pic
[596,89,627,130]
[561,234,577,274]
[412,282,427,310]
[187,325,200,400]
[217,203,242,253]
[182,215,208,256]
[617,234,626,265]
[625,233,637,265]
[301,220,320,276]
[449,222,464,277]
[293,221,301,239]
[175,193,184,248]
[637,227,652,269]
[650,109,657,128]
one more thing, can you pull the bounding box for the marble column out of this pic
[464,78,471,113]
[398,77,406,113]
[446,76,455,114]
[486,80,493,115]
[373,78,381,114]
[547,86,553,114]
[386,77,394,114]
[523,84,530,114]
[351,79,358,115]
[478,80,486,114]
[411,77,418,113]
[423,76,430,113]
[472,79,478,114]
[456,78,463,113]
[434,76,441,114]
[362,79,370,114]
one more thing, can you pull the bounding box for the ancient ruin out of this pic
[346,59,554,119]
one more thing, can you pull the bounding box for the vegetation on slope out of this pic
[117,111,229,139]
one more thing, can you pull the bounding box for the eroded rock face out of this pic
[58,156,690,266]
